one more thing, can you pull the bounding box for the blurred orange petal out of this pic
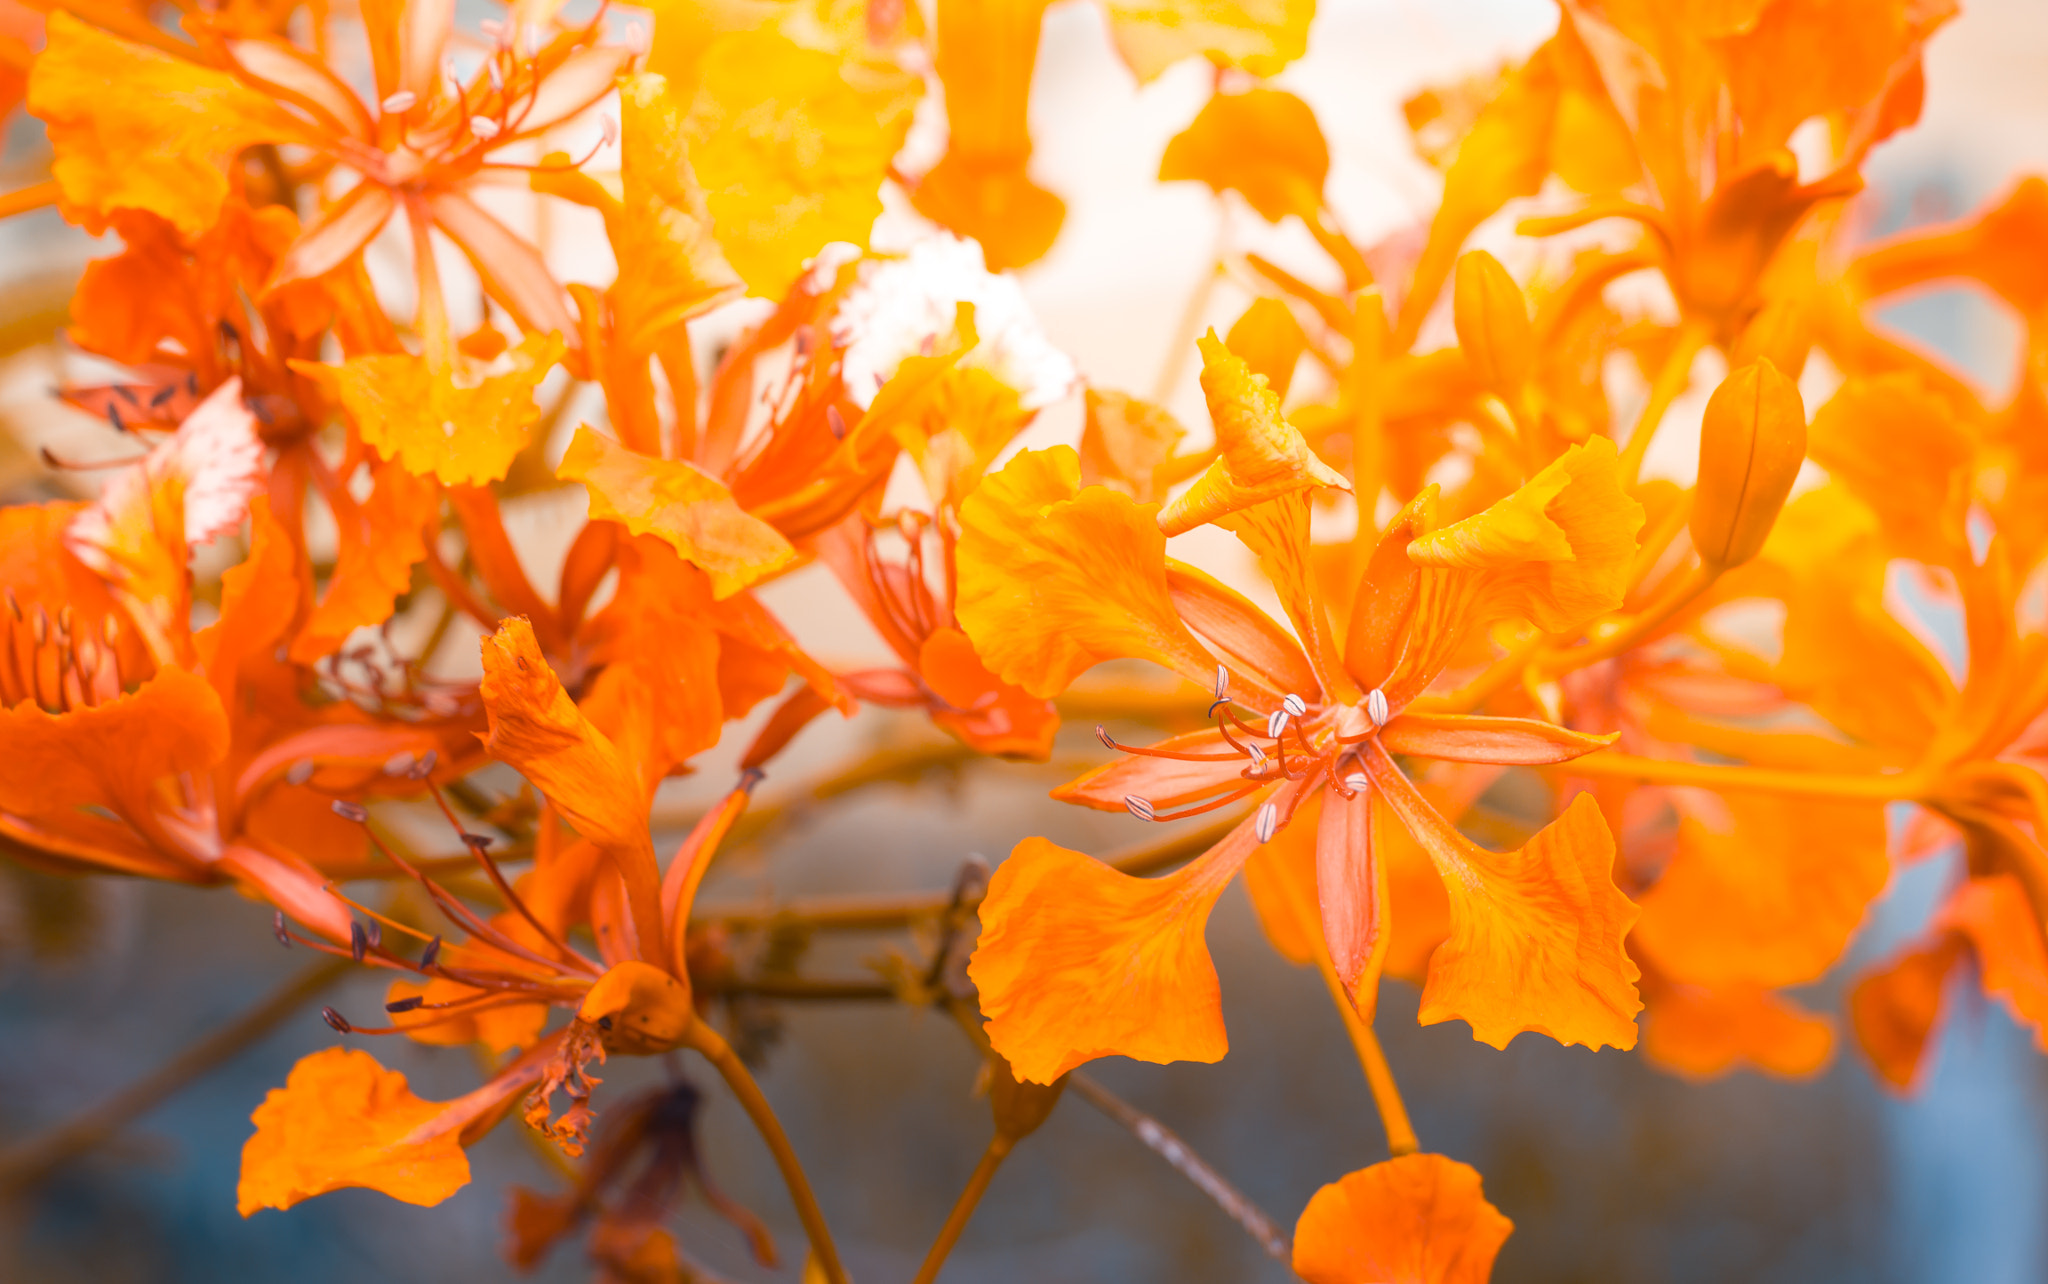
[1292,1152,1513,1284]
[1641,983,1835,1081]
[1158,333,1348,536]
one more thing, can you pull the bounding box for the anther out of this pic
[1282,692,1307,718]
[420,936,442,968]
[57,605,72,638]
[826,405,847,440]
[1254,802,1279,844]
[598,114,618,146]
[486,58,504,90]
[285,760,315,786]
[320,1007,353,1034]
[1213,665,1229,702]
[409,749,438,779]
[350,921,368,962]
[1343,773,1369,792]
[461,833,493,853]
[1124,795,1156,822]
[273,911,291,948]
[1095,724,1117,750]
[1266,709,1290,738]
[1245,742,1267,772]
[380,90,417,113]
[1366,688,1390,729]
[385,996,424,1014]
[331,800,369,823]
[382,750,415,777]
[470,115,502,140]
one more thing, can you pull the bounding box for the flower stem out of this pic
[685,1021,848,1284]
[910,1136,1012,1284]
[1618,320,1710,485]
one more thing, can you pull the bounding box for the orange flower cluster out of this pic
[0,0,2038,1277]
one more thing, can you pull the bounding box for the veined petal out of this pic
[1159,88,1327,225]
[970,813,1268,1083]
[237,1048,469,1214]
[0,663,228,829]
[557,426,796,600]
[426,191,581,350]
[268,182,397,291]
[1379,712,1616,765]
[1292,1153,1513,1284]
[479,618,665,962]
[918,626,1060,761]
[1053,727,1253,812]
[1316,785,1388,1012]
[1158,333,1348,536]
[296,334,565,487]
[29,13,311,235]
[1365,742,1640,1050]
[1943,874,2048,1049]
[1406,437,1643,634]
[1342,489,1434,691]
[195,496,298,706]
[1641,982,1834,1082]
[292,461,435,663]
[609,73,743,354]
[1217,492,1355,702]
[1631,795,1886,990]
[955,447,1218,698]
[1164,559,1313,705]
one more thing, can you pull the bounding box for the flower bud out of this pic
[1690,358,1807,569]
[987,1049,1066,1143]
[1452,250,1532,398]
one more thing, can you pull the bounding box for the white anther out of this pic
[1213,664,1229,702]
[1125,795,1156,822]
[382,751,415,777]
[285,759,315,786]
[1095,724,1117,750]
[623,20,648,54]
[1254,802,1279,844]
[1245,742,1267,771]
[1343,773,1369,792]
[469,115,502,140]
[486,58,503,90]
[380,90,417,113]
[1366,687,1390,729]
[1282,692,1308,718]
[598,114,618,146]
[1267,709,1290,739]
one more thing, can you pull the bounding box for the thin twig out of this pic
[0,957,350,1193]
[910,1136,1011,1284]
[1066,1071,1292,1264]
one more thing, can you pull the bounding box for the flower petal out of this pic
[1292,1152,1513,1284]
[1640,982,1835,1082]
[969,817,1264,1083]
[1365,743,1641,1050]
[1849,937,1961,1092]
[237,1047,470,1214]
[1164,558,1313,706]
[1379,712,1617,765]
[608,72,744,353]
[292,461,435,663]
[1158,333,1348,536]
[919,626,1060,760]
[0,663,228,831]
[1078,389,1187,504]
[1316,785,1388,1011]
[1052,727,1253,812]
[1102,0,1311,82]
[1159,88,1327,225]
[556,426,796,600]
[955,446,1218,698]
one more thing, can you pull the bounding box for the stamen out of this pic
[421,936,442,968]
[623,20,648,53]
[1343,773,1370,792]
[1096,724,1117,750]
[1254,802,1279,844]
[1124,795,1156,822]
[383,750,415,776]
[1366,688,1390,729]
[386,996,425,1014]
[273,911,291,948]
[486,59,504,91]
[1144,783,1260,823]
[332,799,370,823]
[598,114,618,146]
[321,1006,354,1034]
[410,749,439,779]
[1282,693,1307,718]
[381,90,417,113]
[1266,709,1290,738]
[285,758,314,785]
[350,920,368,962]
[470,115,502,140]
[1213,664,1229,701]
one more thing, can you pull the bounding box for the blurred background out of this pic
[4,0,2048,1280]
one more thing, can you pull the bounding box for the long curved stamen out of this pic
[1095,726,1245,763]
[1143,783,1262,823]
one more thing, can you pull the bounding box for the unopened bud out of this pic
[1691,358,1807,569]
[1453,250,1533,399]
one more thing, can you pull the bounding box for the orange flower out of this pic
[1291,1153,1513,1284]
[960,419,1645,1081]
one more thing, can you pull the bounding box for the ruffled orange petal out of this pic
[1366,744,1641,1050]
[970,817,1265,1083]
[1078,389,1187,504]
[919,626,1059,760]
[1640,982,1835,1082]
[1631,795,1887,990]
[292,460,435,663]
[1158,88,1327,225]
[237,1047,470,1214]
[29,13,311,235]
[479,618,665,963]
[955,446,1217,698]
[1849,938,1962,1092]
[558,426,796,600]
[295,334,566,487]
[1405,436,1643,635]
[577,538,726,787]
[913,154,1065,272]
[1805,373,1973,563]
[1943,874,2048,1048]
[1292,1153,1513,1284]
[1158,334,1349,536]
[0,663,228,832]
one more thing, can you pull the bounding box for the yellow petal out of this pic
[1158,332,1348,536]
[557,426,796,599]
[1102,0,1311,83]
[611,72,744,352]
[684,28,919,297]
[1078,388,1187,504]
[296,334,566,487]
[237,1048,470,1214]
